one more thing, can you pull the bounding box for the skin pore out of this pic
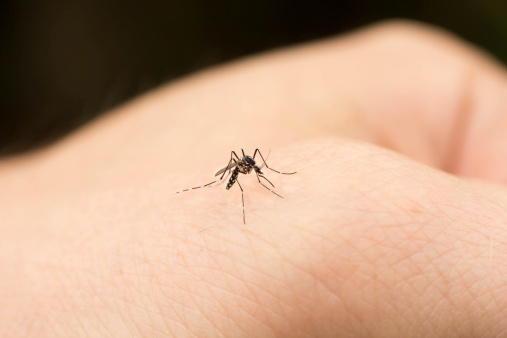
[1,20,507,336]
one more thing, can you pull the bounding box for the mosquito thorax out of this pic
[244,156,255,165]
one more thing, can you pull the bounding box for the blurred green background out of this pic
[1,1,506,156]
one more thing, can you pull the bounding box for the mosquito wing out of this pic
[215,162,238,176]
[259,149,271,170]
[215,168,232,186]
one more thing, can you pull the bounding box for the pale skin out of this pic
[1,20,507,336]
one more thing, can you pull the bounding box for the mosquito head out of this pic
[244,156,256,166]
[254,165,263,174]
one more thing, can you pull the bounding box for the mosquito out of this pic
[175,149,296,224]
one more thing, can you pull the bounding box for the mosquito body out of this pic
[176,149,296,224]
[226,166,240,190]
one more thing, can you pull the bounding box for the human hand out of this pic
[1,20,507,336]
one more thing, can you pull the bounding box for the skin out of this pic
[1,20,507,336]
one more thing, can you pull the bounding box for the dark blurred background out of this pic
[1,1,506,156]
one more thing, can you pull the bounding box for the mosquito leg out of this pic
[236,178,246,224]
[216,169,232,186]
[256,172,283,199]
[175,179,219,194]
[258,174,275,188]
[231,151,240,161]
[253,148,297,175]
[215,151,240,178]
[177,159,235,193]
[219,157,237,180]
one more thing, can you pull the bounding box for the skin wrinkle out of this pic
[317,150,499,335]
[388,244,447,332]
[280,249,336,321]
[47,268,102,337]
[378,261,444,334]
[204,263,278,336]
[235,232,314,333]
[198,239,274,324]
[153,281,211,336]
[102,235,199,335]
[172,273,226,337]
[437,266,476,333]
[137,249,175,337]
[71,276,109,337]
[238,221,342,334]
[311,227,374,334]
[441,204,505,274]
[177,275,229,334]
[217,259,293,327]
[453,278,484,336]
[223,288,281,338]
[461,273,492,335]
[463,196,507,245]
[129,247,151,337]
[383,282,420,334]
[200,281,240,337]
[191,264,262,314]
[250,265,310,328]
[113,277,153,336]
[158,291,200,336]
[143,252,175,336]
[376,227,434,278]
[493,303,507,336]
[398,180,506,280]
[420,294,452,335]
[160,230,288,336]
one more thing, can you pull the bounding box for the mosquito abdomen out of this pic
[226,168,239,190]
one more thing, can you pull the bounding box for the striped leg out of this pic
[220,157,236,180]
[176,156,237,194]
[256,173,283,199]
[236,178,246,224]
[215,169,232,186]
[175,179,219,194]
[175,169,231,194]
